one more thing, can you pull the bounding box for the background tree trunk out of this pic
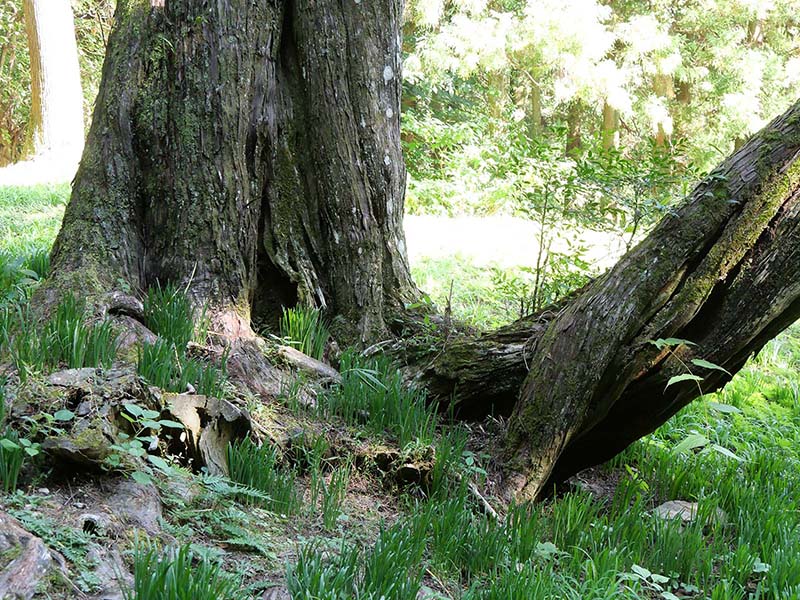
[22,0,84,162]
[48,0,417,341]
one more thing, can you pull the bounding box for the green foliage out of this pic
[0,1,30,164]
[287,521,427,600]
[137,340,227,398]
[279,306,330,361]
[285,327,800,598]
[320,350,438,447]
[303,436,351,529]
[46,295,118,369]
[226,437,300,515]
[403,0,800,224]
[123,542,240,600]
[0,185,68,256]
[2,294,119,381]
[412,255,593,328]
[138,284,226,397]
[105,402,184,484]
[0,428,24,493]
[144,283,204,350]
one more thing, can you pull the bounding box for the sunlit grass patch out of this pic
[0,184,68,254]
[279,306,330,361]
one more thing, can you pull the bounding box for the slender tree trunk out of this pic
[22,0,84,161]
[602,102,619,150]
[566,101,582,156]
[48,0,417,342]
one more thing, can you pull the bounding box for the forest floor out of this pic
[1,184,799,599]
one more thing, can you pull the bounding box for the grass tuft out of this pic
[2,295,118,381]
[320,350,438,447]
[123,542,239,600]
[143,282,204,350]
[226,437,300,515]
[279,306,330,361]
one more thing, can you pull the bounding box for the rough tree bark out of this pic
[416,100,800,501]
[22,0,85,161]
[48,0,417,341]
[48,1,800,503]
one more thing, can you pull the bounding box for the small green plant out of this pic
[143,283,205,349]
[227,437,300,515]
[0,429,24,493]
[123,542,240,600]
[286,541,359,599]
[287,521,427,599]
[0,376,40,493]
[106,402,184,484]
[46,295,119,369]
[320,464,351,530]
[321,350,438,447]
[3,295,118,380]
[137,340,228,398]
[279,306,330,360]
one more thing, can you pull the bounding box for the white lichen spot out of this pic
[360,116,367,128]
[333,230,340,244]
[384,155,392,166]
[386,107,394,119]
[383,65,394,84]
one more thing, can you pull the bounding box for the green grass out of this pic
[137,339,227,397]
[138,284,226,397]
[279,306,330,361]
[2,294,119,380]
[0,184,68,256]
[319,350,438,448]
[123,543,240,600]
[143,282,205,350]
[0,428,24,493]
[226,437,300,515]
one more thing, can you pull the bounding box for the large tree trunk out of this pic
[48,0,417,342]
[414,101,800,501]
[22,0,84,162]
